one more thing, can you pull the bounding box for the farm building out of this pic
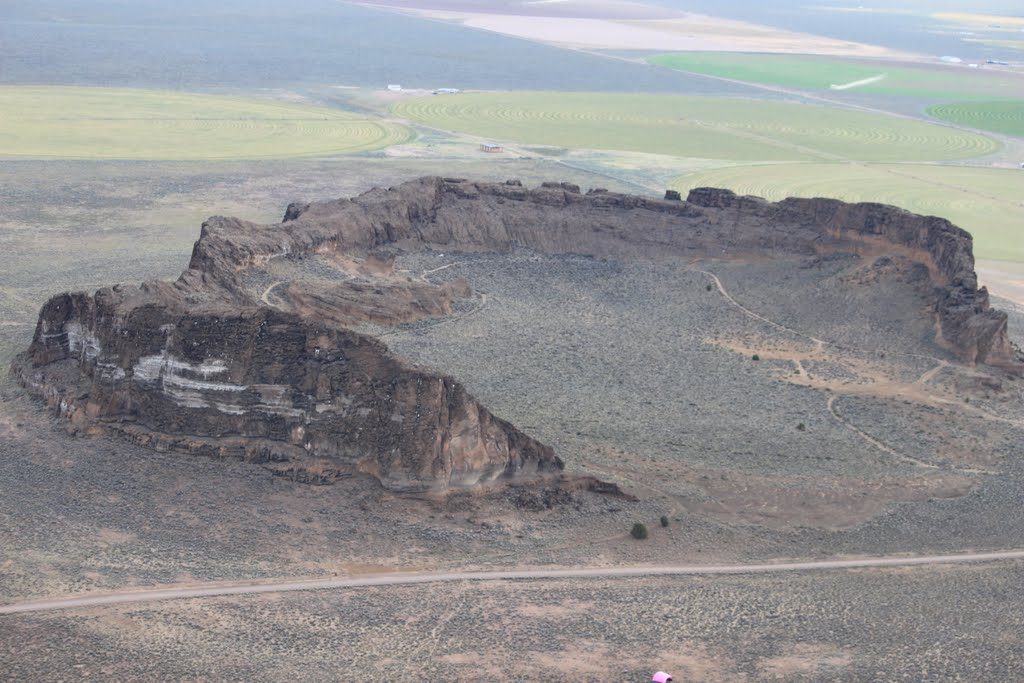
[480,143,503,153]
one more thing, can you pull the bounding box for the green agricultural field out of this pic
[0,87,413,160]
[669,162,1024,262]
[394,92,998,163]
[648,52,1024,101]
[928,101,1024,137]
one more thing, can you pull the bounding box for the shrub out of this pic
[752,353,760,361]
[796,422,806,431]
[630,522,649,540]
[660,515,670,528]
[705,283,713,291]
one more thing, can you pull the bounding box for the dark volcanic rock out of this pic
[285,278,472,328]
[684,188,1020,369]
[13,177,1021,493]
[17,290,558,493]
[278,179,1016,368]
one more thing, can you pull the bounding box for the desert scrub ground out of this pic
[2,164,1023,681]
[4,561,1024,681]
[4,248,1023,605]
[0,157,641,373]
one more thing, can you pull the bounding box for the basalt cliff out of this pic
[14,177,1022,493]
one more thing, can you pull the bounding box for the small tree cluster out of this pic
[630,522,649,540]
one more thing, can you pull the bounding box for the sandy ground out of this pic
[354,1,908,56]
[6,550,1024,615]
[5,563,1024,680]
[977,259,1024,307]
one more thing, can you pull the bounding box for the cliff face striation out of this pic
[14,177,1021,493]
[20,288,557,491]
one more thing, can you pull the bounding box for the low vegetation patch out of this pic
[0,86,413,160]
[394,92,997,163]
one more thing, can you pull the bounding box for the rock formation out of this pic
[684,188,1019,369]
[18,285,558,492]
[14,177,1021,493]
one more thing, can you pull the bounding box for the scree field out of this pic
[0,87,413,160]
[394,92,999,162]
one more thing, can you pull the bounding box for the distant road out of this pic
[3,550,1024,616]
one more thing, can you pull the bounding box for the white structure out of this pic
[387,84,402,92]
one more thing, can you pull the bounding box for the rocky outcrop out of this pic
[284,277,472,328]
[276,178,1017,369]
[684,188,1019,369]
[17,287,559,492]
[14,177,1021,494]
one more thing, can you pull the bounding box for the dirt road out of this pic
[3,550,1023,616]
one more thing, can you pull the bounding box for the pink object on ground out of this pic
[652,672,673,683]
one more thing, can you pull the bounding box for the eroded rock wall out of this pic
[685,188,1017,369]
[272,179,1017,369]
[17,286,559,492]
[15,177,1020,495]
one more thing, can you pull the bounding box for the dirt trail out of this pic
[695,266,1013,474]
[827,395,939,471]
[260,280,287,307]
[915,360,949,386]
[420,262,458,281]
[694,268,826,351]
[4,550,1023,616]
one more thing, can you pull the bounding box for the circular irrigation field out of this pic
[394,92,998,163]
[669,162,1024,261]
[928,101,1024,138]
[0,87,413,160]
[647,52,1020,101]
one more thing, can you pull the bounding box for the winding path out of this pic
[693,266,1012,474]
[915,360,949,386]
[260,280,287,307]
[3,550,1023,616]
[694,268,826,351]
[826,394,937,471]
